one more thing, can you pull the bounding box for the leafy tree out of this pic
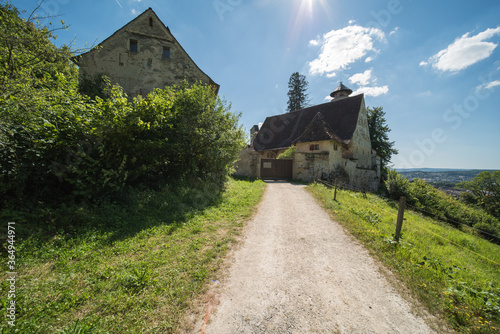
[457,171,500,219]
[0,2,77,98]
[367,106,398,179]
[286,72,310,112]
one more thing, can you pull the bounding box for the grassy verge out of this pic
[308,183,500,334]
[0,177,266,333]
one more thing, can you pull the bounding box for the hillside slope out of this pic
[308,183,500,334]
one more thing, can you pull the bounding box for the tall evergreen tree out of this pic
[367,106,398,179]
[286,72,309,112]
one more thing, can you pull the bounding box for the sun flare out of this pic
[286,0,333,49]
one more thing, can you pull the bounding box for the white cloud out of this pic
[477,80,500,90]
[365,57,373,63]
[348,19,356,25]
[349,69,373,86]
[389,27,399,36]
[421,27,500,72]
[326,73,337,78]
[309,39,319,46]
[309,25,385,77]
[131,8,137,15]
[352,85,389,97]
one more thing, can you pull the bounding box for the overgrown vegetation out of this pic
[385,170,500,242]
[277,145,296,159]
[458,171,500,220]
[1,80,244,206]
[309,183,500,333]
[0,178,266,333]
[0,3,245,209]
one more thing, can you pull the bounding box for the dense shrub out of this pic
[457,171,500,219]
[0,82,244,205]
[385,170,500,241]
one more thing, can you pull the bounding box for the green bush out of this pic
[385,169,412,200]
[0,82,244,205]
[277,145,296,159]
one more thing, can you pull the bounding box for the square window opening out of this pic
[163,46,170,59]
[130,39,138,53]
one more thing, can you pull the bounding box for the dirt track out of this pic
[192,181,442,333]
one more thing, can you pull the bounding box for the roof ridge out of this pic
[254,94,364,151]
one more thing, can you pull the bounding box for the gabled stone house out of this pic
[72,8,219,97]
[235,84,381,192]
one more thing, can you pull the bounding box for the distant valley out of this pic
[396,168,499,194]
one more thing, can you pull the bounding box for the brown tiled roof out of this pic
[253,94,363,151]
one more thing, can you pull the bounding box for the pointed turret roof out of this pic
[330,82,353,99]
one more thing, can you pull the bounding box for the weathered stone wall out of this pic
[293,141,334,181]
[344,160,379,192]
[234,148,261,178]
[294,152,330,182]
[76,9,215,97]
[348,99,372,169]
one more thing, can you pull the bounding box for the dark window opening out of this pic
[162,46,170,59]
[149,17,153,27]
[334,143,338,151]
[130,39,138,53]
[310,144,319,151]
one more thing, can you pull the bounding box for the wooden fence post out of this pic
[394,196,406,243]
[334,178,338,201]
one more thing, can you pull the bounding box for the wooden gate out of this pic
[260,159,293,179]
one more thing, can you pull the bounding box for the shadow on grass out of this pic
[1,180,226,256]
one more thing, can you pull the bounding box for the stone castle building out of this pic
[235,83,381,192]
[72,8,218,97]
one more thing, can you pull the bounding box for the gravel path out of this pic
[195,181,438,333]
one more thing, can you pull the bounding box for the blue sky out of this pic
[14,0,500,169]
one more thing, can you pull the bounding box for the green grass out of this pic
[0,177,266,333]
[308,183,500,334]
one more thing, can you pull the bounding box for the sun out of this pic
[285,0,332,49]
[298,0,331,18]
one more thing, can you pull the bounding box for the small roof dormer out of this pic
[330,82,353,100]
